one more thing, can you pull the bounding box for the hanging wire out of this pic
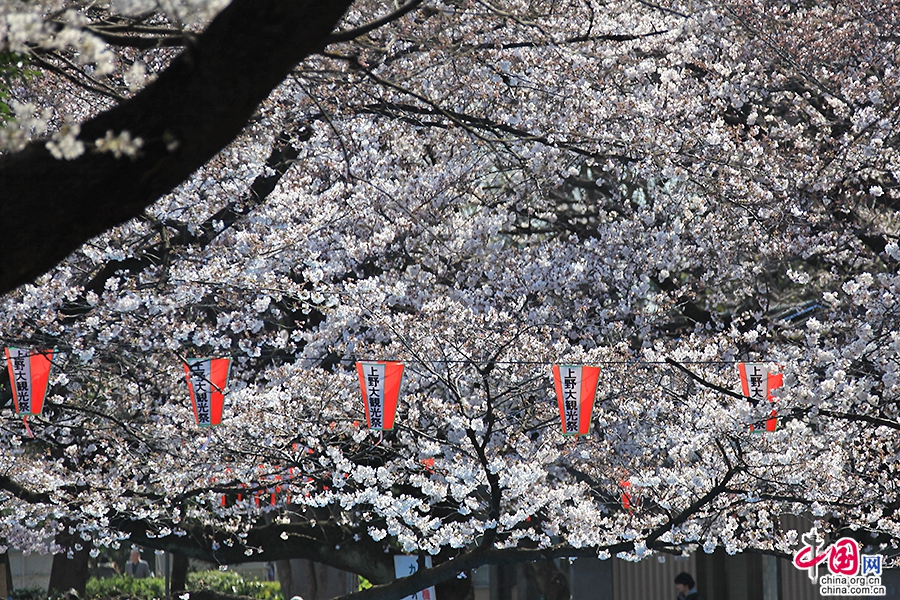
[345,357,742,365]
[2,345,749,367]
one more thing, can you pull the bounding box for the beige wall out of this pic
[8,550,53,591]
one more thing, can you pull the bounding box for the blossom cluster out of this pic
[1,0,899,575]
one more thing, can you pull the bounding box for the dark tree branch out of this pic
[0,475,53,504]
[466,428,502,548]
[665,358,746,400]
[815,408,900,431]
[116,518,397,583]
[335,468,740,600]
[0,0,355,295]
[62,127,303,307]
[89,24,183,35]
[32,54,125,101]
[349,88,634,162]
[87,30,187,48]
[667,360,900,431]
[470,28,669,50]
[331,542,632,600]
[646,466,740,546]
[326,0,424,44]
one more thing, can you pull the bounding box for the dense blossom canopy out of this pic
[1,0,900,596]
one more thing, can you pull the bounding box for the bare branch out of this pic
[664,358,746,400]
[87,29,187,48]
[327,0,424,45]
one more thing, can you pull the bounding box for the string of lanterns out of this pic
[3,349,785,513]
[3,349,781,436]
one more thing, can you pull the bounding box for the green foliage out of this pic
[85,575,165,600]
[83,571,281,600]
[0,51,39,124]
[10,587,47,600]
[188,570,281,600]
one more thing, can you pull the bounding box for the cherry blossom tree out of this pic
[1,0,900,599]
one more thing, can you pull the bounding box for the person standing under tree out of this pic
[674,572,704,600]
[125,547,153,578]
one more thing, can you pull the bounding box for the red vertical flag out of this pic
[738,363,781,432]
[552,365,600,436]
[4,347,54,417]
[183,358,231,426]
[356,361,404,430]
[620,480,632,510]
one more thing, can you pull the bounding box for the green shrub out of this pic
[85,575,165,600]
[10,587,46,600]
[84,570,281,600]
[188,570,281,600]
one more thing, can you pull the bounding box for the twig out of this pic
[326,0,424,44]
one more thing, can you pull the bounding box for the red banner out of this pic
[4,347,54,417]
[356,361,404,430]
[552,365,600,436]
[184,358,231,426]
[738,363,781,432]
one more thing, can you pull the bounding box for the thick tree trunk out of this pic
[0,550,13,598]
[434,571,473,600]
[277,558,314,600]
[171,552,189,592]
[525,560,569,600]
[48,536,91,596]
[277,559,351,600]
